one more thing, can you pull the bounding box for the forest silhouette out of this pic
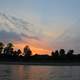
[0,42,80,63]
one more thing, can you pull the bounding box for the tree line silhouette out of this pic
[0,42,80,63]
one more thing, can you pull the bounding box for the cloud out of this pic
[0,12,50,51]
[0,30,22,43]
[0,12,41,42]
[1,12,80,54]
[50,21,80,53]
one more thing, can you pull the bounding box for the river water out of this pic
[0,65,80,80]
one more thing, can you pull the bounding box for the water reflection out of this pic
[12,65,25,80]
[0,65,12,80]
[24,66,51,80]
[0,65,80,80]
[11,65,51,80]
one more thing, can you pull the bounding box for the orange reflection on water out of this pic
[24,66,51,80]
[12,65,24,80]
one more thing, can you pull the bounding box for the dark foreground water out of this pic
[0,65,80,80]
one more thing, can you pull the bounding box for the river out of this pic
[0,65,80,80]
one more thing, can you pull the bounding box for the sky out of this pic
[0,0,80,54]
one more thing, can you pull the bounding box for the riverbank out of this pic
[0,61,80,66]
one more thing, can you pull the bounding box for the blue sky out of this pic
[0,0,80,54]
[0,0,80,20]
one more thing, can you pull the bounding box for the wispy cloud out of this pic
[0,12,50,52]
[0,12,80,54]
[0,12,41,42]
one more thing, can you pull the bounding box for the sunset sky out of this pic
[0,0,80,54]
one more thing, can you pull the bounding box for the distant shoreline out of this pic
[0,62,80,66]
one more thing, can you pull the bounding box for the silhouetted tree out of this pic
[0,42,4,54]
[4,43,14,55]
[0,42,79,62]
[67,50,74,56]
[51,51,55,56]
[54,50,59,56]
[24,45,32,57]
[51,50,59,60]
[16,49,22,56]
[59,49,65,56]
[59,49,66,61]
[13,49,22,57]
[67,50,74,61]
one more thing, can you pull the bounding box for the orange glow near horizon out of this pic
[14,43,51,55]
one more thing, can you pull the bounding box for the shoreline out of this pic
[0,62,80,66]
